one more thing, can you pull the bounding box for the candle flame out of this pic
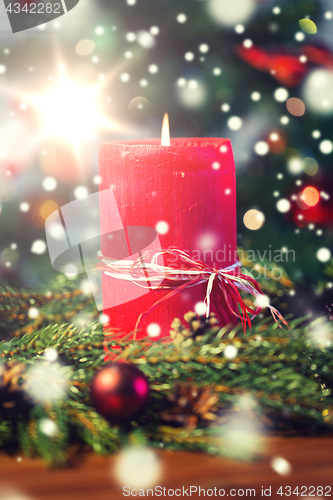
[161,113,170,146]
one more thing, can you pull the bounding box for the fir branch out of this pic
[0,312,332,466]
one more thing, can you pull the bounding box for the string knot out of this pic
[97,248,288,337]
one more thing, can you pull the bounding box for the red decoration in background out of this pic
[236,42,333,87]
[99,138,237,339]
[236,44,308,87]
[90,363,149,422]
[302,45,333,70]
[267,130,287,155]
[288,182,333,227]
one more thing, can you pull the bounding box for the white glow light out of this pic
[28,307,39,319]
[114,447,162,489]
[26,362,69,403]
[219,395,265,459]
[288,157,302,174]
[235,24,245,33]
[126,32,136,42]
[271,456,292,476]
[195,301,207,316]
[155,220,169,235]
[148,64,159,74]
[137,31,155,49]
[44,348,59,362]
[199,43,209,53]
[184,52,194,61]
[64,263,79,279]
[95,26,104,35]
[177,13,187,23]
[150,26,159,35]
[276,199,291,213]
[228,116,243,131]
[319,140,333,154]
[317,248,331,262]
[20,202,30,212]
[39,418,58,437]
[251,91,261,101]
[270,132,279,142]
[207,0,256,27]
[254,141,269,155]
[295,32,305,42]
[120,72,130,82]
[177,79,207,109]
[224,345,238,359]
[93,175,102,185]
[243,39,253,48]
[74,186,88,199]
[31,240,47,254]
[274,88,289,102]
[147,323,161,337]
[99,313,109,325]
[303,69,333,115]
[256,294,270,309]
[25,76,114,150]
[42,177,57,191]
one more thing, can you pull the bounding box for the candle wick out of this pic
[161,113,170,146]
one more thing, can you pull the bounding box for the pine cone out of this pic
[170,311,220,347]
[161,383,219,430]
[0,360,27,411]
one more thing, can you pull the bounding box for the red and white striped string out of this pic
[97,248,287,337]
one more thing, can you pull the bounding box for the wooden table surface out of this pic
[0,436,332,500]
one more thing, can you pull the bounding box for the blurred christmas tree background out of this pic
[0,0,332,321]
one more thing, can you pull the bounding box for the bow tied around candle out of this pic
[97,248,287,337]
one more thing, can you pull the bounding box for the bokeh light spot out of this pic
[254,141,269,156]
[317,248,331,262]
[114,447,162,489]
[302,157,318,176]
[319,139,333,154]
[207,0,256,26]
[75,39,96,56]
[286,98,305,117]
[276,199,291,213]
[39,200,59,220]
[147,323,161,337]
[271,456,292,476]
[228,116,242,131]
[299,18,317,34]
[243,209,265,230]
[155,220,169,234]
[274,88,289,102]
[301,186,320,207]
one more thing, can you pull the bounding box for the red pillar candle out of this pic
[98,138,237,338]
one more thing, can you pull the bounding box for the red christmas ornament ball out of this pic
[90,363,149,422]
